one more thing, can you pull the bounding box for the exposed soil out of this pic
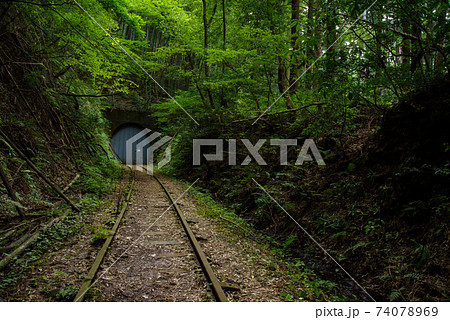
[172,77,450,301]
[284,78,450,301]
[1,167,309,302]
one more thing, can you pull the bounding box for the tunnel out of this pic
[110,123,149,165]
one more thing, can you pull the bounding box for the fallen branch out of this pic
[0,217,43,237]
[0,232,33,253]
[109,143,120,160]
[0,129,79,212]
[0,216,60,270]
[0,229,16,244]
[219,215,249,233]
[11,61,45,66]
[61,173,80,194]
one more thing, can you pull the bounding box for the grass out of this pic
[186,184,346,301]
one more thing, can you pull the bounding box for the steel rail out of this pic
[143,166,228,302]
[73,168,135,302]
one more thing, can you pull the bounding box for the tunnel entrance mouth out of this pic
[110,122,147,164]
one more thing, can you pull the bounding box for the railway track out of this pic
[74,166,227,302]
[149,167,228,302]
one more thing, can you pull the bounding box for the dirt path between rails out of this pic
[94,169,296,301]
[96,169,208,301]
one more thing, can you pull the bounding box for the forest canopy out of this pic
[4,0,447,126]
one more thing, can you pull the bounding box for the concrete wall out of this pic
[103,109,158,135]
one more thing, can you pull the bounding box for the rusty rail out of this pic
[144,167,228,302]
[73,168,135,302]
[74,165,227,302]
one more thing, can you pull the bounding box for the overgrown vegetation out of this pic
[0,1,125,301]
[0,0,448,301]
[190,186,344,301]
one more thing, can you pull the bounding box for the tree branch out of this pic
[232,102,326,123]
[60,93,116,98]
[5,1,72,7]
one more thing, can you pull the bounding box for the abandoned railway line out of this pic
[74,166,227,302]
[0,163,298,302]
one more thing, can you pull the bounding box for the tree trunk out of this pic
[202,0,216,109]
[290,0,300,91]
[222,0,226,49]
[202,0,210,78]
[278,56,294,109]
[220,0,228,109]
[401,18,411,67]
[305,0,322,89]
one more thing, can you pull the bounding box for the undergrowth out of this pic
[187,184,345,301]
[0,157,123,301]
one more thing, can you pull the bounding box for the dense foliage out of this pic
[0,0,449,301]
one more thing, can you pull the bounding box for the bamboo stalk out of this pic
[0,160,25,218]
[0,217,44,236]
[0,233,33,253]
[0,229,16,243]
[0,129,79,212]
[0,216,60,270]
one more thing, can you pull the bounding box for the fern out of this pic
[403,273,421,280]
[389,287,405,301]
